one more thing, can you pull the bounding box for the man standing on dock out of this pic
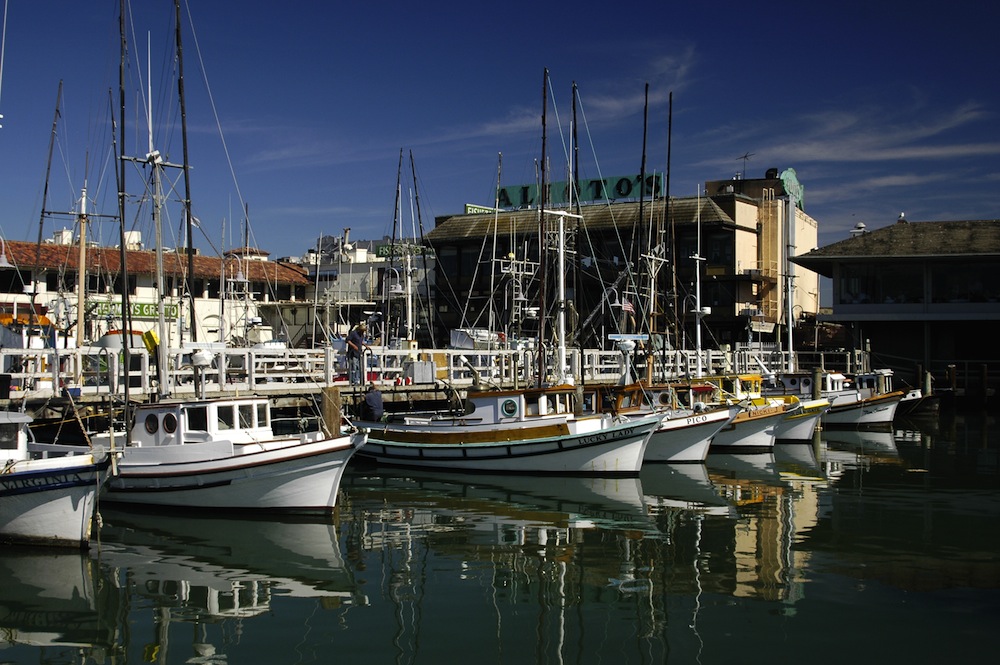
[346,322,369,385]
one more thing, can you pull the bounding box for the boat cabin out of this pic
[465,385,599,422]
[131,396,274,447]
[0,411,32,464]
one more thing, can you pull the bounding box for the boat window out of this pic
[163,413,178,434]
[217,405,235,430]
[144,414,159,434]
[239,404,254,428]
[0,423,17,449]
[186,406,208,431]
[256,403,268,428]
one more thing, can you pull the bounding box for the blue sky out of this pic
[1,1,998,263]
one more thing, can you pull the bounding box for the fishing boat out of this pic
[612,382,739,463]
[1,411,113,547]
[94,394,365,512]
[354,384,660,475]
[764,369,903,428]
[677,374,797,451]
[68,3,367,513]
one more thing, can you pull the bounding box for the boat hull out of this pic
[0,453,111,547]
[105,433,366,512]
[710,406,786,451]
[357,414,660,475]
[644,407,735,463]
[823,391,903,427]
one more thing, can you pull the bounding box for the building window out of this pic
[46,271,77,292]
[931,262,997,303]
[0,270,29,294]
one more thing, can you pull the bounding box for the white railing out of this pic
[0,344,868,402]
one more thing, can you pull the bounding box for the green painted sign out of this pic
[496,174,664,208]
[92,300,179,320]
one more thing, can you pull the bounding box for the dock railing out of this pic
[0,343,870,403]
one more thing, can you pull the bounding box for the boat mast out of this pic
[409,150,436,348]
[693,187,705,378]
[117,0,131,438]
[536,68,548,386]
[175,0,197,348]
[75,186,87,348]
[146,31,170,399]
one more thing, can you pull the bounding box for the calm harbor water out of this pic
[2,412,998,664]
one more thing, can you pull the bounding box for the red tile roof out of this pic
[1,239,309,285]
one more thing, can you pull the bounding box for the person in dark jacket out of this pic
[345,321,369,385]
[362,383,384,421]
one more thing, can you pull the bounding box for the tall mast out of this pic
[409,150,436,348]
[693,187,705,378]
[536,68,548,386]
[117,0,131,436]
[175,0,197,346]
[75,186,87,348]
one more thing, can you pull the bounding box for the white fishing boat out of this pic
[355,384,660,475]
[710,402,788,451]
[611,382,738,463]
[1,412,113,547]
[94,395,365,512]
[771,395,829,441]
[764,370,903,427]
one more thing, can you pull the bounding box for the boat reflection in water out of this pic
[0,547,120,661]
[337,461,829,662]
[95,509,364,663]
[641,462,736,516]
[823,427,899,457]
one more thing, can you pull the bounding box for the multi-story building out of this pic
[426,169,820,353]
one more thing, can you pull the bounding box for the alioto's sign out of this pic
[494,174,664,209]
[92,301,179,320]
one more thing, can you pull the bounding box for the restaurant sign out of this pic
[92,300,179,320]
[496,173,664,208]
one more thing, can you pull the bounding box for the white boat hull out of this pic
[644,407,736,463]
[823,391,903,427]
[710,407,786,450]
[775,401,827,441]
[105,433,366,512]
[0,453,111,547]
[358,414,660,475]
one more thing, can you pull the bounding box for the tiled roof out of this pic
[793,219,1000,275]
[427,197,736,242]
[1,239,309,285]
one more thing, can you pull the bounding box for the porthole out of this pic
[144,414,159,434]
[163,413,178,434]
[501,399,518,417]
[658,392,672,405]
[789,378,798,387]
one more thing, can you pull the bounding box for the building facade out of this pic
[426,170,820,353]
[0,230,308,351]
[792,216,1000,402]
